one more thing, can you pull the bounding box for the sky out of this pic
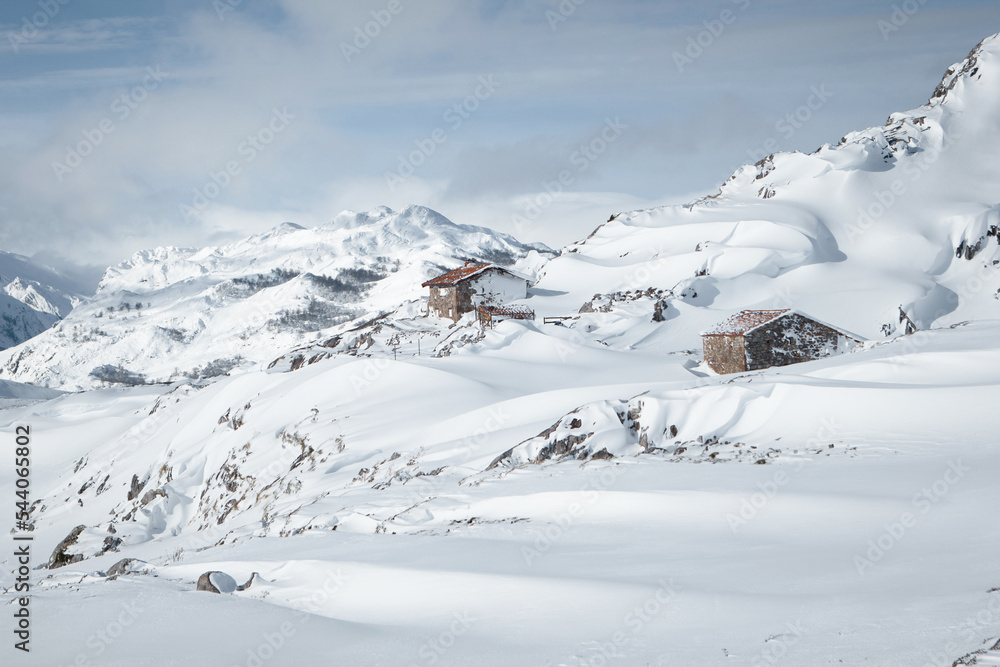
[1,0,999,288]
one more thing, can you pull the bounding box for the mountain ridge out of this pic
[0,250,85,350]
[0,205,551,390]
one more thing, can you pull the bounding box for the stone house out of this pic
[422,263,528,322]
[701,309,861,374]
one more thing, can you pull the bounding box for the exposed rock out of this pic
[951,637,1000,666]
[106,558,140,578]
[127,474,145,501]
[652,299,669,322]
[47,525,87,569]
[139,488,167,506]
[237,572,261,591]
[102,535,123,553]
[538,433,593,462]
[197,571,238,594]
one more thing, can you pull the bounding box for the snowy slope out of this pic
[0,250,84,349]
[529,33,1000,354]
[271,34,1000,383]
[5,321,1000,666]
[4,32,1000,667]
[0,206,550,390]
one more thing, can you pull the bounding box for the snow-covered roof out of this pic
[702,309,864,341]
[421,263,517,287]
[703,309,791,336]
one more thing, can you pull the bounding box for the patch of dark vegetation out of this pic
[185,356,245,380]
[224,269,300,298]
[90,364,147,386]
[268,298,355,332]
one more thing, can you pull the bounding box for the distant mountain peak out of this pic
[931,31,1000,105]
[549,32,1000,345]
[0,205,550,389]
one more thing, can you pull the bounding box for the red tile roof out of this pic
[421,263,494,287]
[703,309,791,336]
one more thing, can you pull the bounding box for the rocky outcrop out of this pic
[197,571,237,594]
[127,474,145,501]
[48,524,126,569]
[488,401,630,469]
[47,525,87,569]
[106,558,141,578]
[196,571,260,594]
[139,487,166,506]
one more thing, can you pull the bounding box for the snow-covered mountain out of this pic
[0,250,84,349]
[528,33,1000,353]
[6,33,1000,667]
[271,34,1000,379]
[0,205,550,390]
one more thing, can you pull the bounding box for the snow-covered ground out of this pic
[3,29,1000,667]
[3,319,1000,666]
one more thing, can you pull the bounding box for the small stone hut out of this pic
[422,263,527,322]
[701,309,861,374]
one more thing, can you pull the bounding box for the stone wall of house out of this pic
[428,286,459,320]
[428,268,528,322]
[456,281,477,318]
[703,335,746,374]
[745,313,839,371]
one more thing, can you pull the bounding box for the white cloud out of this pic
[0,0,998,278]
